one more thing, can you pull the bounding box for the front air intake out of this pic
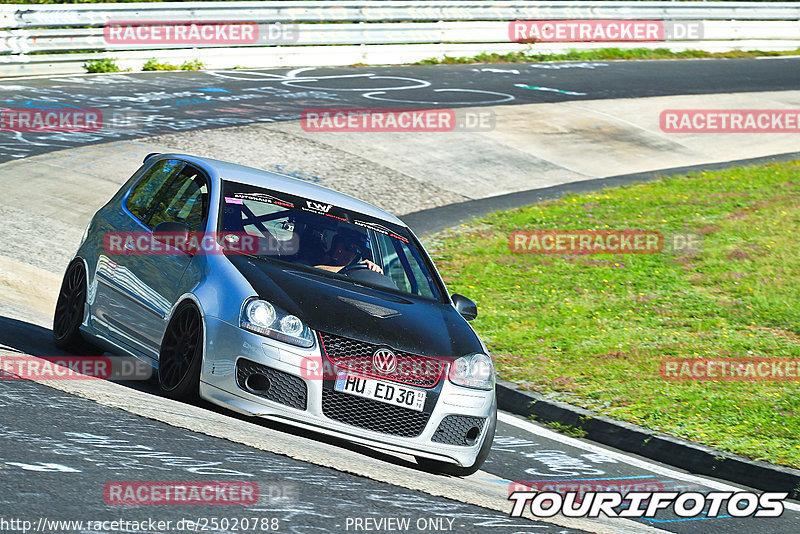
[236,359,307,411]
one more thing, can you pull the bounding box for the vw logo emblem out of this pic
[372,348,397,374]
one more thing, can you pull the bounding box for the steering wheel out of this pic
[339,262,371,275]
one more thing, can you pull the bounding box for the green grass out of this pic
[428,161,800,468]
[541,419,588,439]
[83,58,126,73]
[179,59,205,71]
[142,58,205,71]
[141,58,179,71]
[416,47,800,65]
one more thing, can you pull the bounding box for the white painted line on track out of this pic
[498,412,800,512]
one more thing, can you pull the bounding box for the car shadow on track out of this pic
[0,315,60,355]
[0,314,453,476]
[122,372,428,474]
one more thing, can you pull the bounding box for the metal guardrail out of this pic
[5,21,800,55]
[4,1,800,28]
[1,1,800,76]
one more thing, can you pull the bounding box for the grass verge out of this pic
[416,47,800,65]
[83,58,126,73]
[428,161,800,468]
[141,58,205,71]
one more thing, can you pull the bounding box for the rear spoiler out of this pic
[143,152,160,163]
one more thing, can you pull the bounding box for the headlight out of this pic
[448,353,495,390]
[240,298,314,348]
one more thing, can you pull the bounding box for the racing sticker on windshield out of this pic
[230,192,294,208]
[302,199,348,222]
[353,220,409,243]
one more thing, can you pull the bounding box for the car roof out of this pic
[162,153,407,227]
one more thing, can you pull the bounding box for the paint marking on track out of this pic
[515,84,587,96]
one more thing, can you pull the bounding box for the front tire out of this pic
[416,408,497,477]
[158,302,203,401]
[53,260,102,354]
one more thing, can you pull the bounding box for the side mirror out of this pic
[452,293,478,321]
[152,221,190,251]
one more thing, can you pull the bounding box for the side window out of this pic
[148,165,208,231]
[126,159,183,223]
[239,201,288,239]
[374,233,436,299]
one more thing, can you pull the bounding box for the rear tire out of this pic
[158,302,203,401]
[53,260,102,355]
[416,407,497,477]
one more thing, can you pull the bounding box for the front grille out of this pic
[236,359,307,411]
[322,388,431,437]
[319,332,446,388]
[432,415,487,446]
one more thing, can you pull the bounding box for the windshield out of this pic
[220,180,443,300]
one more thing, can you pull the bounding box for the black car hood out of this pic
[227,255,482,358]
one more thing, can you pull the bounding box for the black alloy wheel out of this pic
[158,303,203,400]
[53,260,101,354]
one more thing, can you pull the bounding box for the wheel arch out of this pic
[68,255,92,327]
[161,293,207,349]
[159,293,210,373]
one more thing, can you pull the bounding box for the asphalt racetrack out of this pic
[1,58,800,533]
[2,57,799,162]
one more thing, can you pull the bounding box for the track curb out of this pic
[403,151,800,237]
[402,151,800,500]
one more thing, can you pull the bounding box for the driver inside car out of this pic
[315,233,384,274]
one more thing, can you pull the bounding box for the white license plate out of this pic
[334,371,426,412]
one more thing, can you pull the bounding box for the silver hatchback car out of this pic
[53,154,496,475]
